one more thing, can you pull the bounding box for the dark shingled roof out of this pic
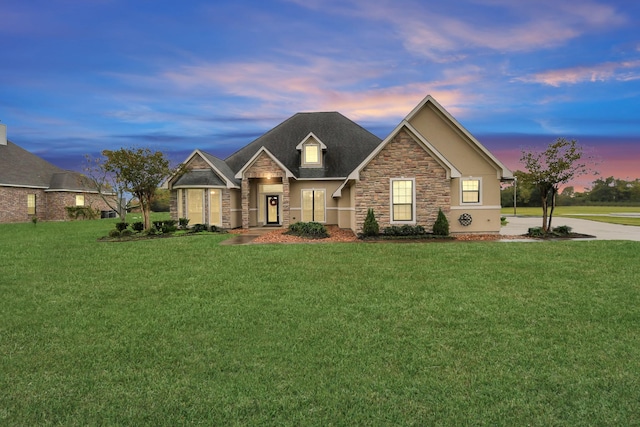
[0,141,65,187]
[172,169,226,187]
[199,151,240,186]
[224,112,382,178]
[0,140,99,191]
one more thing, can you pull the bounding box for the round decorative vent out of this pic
[458,213,472,226]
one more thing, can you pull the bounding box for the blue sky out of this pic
[1,0,639,188]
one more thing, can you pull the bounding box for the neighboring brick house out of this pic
[168,95,513,234]
[0,125,115,223]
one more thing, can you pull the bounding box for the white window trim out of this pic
[301,188,326,223]
[390,178,416,225]
[208,189,222,227]
[186,189,205,224]
[460,177,482,205]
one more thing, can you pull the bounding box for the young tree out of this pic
[519,138,592,232]
[100,147,180,230]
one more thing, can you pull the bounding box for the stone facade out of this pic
[354,129,450,233]
[0,186,114,223]
[241,152,290,229]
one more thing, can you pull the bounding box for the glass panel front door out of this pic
[266,195,279,225]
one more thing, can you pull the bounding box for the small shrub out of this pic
[108,229,121,238]
[433,209,449,236]
[31,216,38,226]
[153,221,164,231]
[120,229,133,237]
[553,225,572,236]
[131,222,144,232]
[192,224,208,233]
[362,208,379,237]
[287,222,328,239]
[115,222,129,232]
[179,218,190,229]
[383,225,427,236]
[527,227,545,237]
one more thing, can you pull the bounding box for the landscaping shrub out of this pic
[362,208,379,237]
[527,227,545,237]
[383,225,427,236]
[120,229,133,237]
[108,229,121,238]
[192,224,208,233]
[433,208,449,236]
[287,222,328,239]
[131,222,144,232]
[179,218,190,229]
[115,222,129,232]
[553,225,572,236]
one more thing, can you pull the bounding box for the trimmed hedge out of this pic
[287,222,329,239]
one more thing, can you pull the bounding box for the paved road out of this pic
[500,215,640,241]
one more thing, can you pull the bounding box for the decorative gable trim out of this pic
[234,146,295,179]
[295,132,328,151]
[170,149,239,189]
[348,121,462,181]
[406,95,513,180]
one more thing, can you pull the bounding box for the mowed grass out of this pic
[502,206,640,226]
[1,219,640,425]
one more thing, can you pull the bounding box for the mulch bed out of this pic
[251,226,532,244]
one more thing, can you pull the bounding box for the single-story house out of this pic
[0,124,115,223]
[168,95,513,234]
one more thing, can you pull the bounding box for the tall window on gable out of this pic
[187,189,203,223]
[302,189,325,222]
[75,195,85,206]
[461,179,481,203]
[304,143,319,164]
[391,179,414,222]
[27,194,36,215]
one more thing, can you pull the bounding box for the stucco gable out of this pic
[405,95,513,179]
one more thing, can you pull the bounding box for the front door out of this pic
[266,195,280,225]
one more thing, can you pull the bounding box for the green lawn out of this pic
[2,219,640,425]
[502,206,640,226]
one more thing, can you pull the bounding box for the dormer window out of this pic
[304,143,320,164]
[296,132,327,169]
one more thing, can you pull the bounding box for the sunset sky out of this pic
[1,0,639,189]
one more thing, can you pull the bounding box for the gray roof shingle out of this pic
[224,112,382,178]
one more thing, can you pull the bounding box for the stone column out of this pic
[242,177,250,229]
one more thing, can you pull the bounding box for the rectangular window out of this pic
[304,144,319,164]
[302,189,325,222]
[391,179,414,222]
[209,189,221,227]
[75,195,85,206]
[187,189,203,223]
[27,194,36,215]
[462,179,481,203]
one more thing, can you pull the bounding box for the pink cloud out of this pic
[516,60,640,86]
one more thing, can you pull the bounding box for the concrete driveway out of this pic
[500,215,640,241]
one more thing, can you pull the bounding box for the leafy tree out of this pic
[519,138,593,232]
[100,147,181,230]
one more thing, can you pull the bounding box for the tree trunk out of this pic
[547,187,558,232]
[541,190,549,233]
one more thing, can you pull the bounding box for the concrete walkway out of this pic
[500,215,640,241]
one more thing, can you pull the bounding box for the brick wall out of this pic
[354,130,450,233]
[0,187,115,223]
